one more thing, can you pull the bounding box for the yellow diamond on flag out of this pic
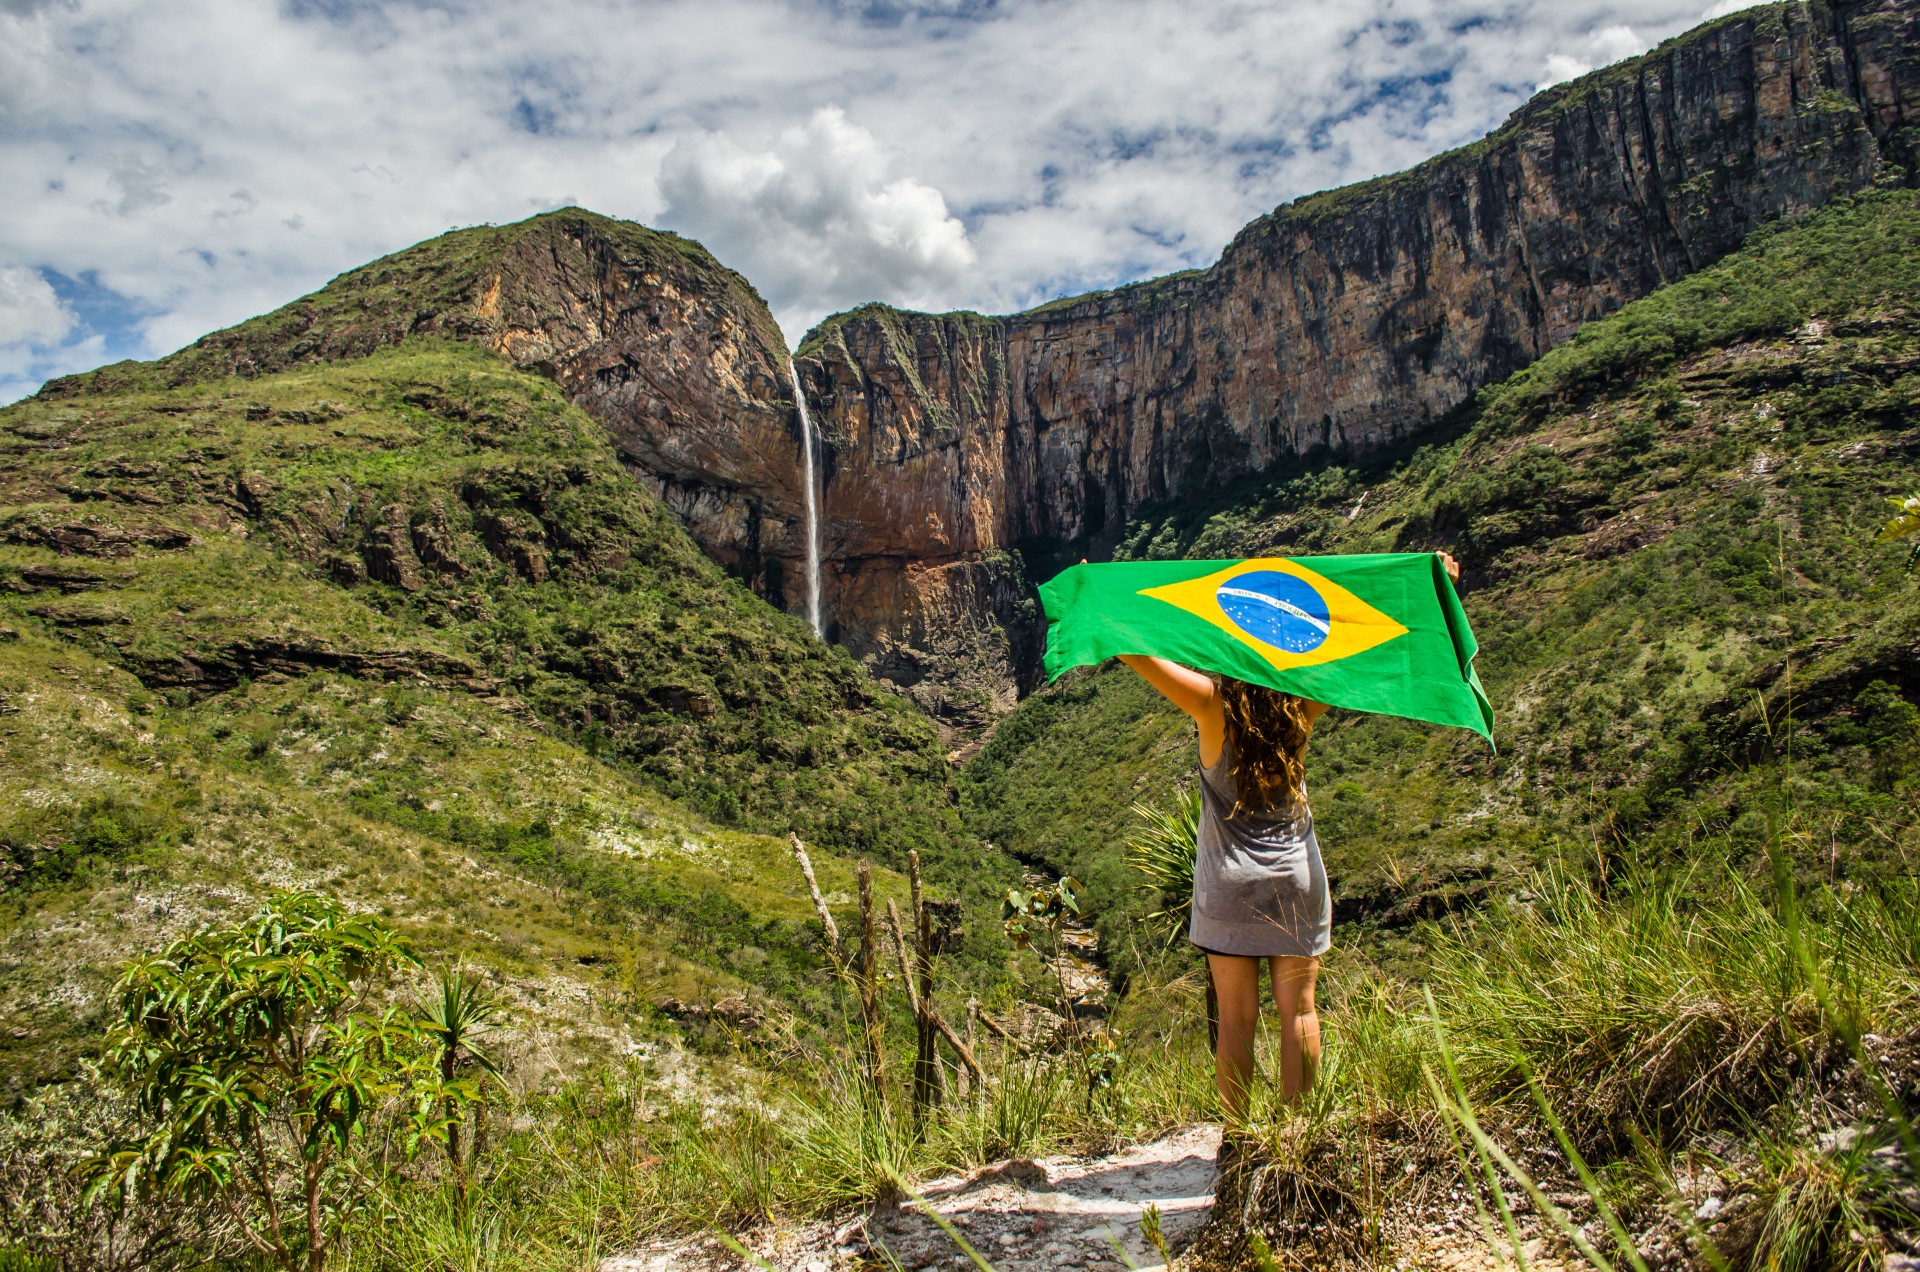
[1138,557,1408,674]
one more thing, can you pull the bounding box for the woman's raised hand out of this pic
[1437,550,1461,583]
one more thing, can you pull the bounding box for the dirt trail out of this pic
[603,1125,1222,1271]
[600,1123,1611,1272]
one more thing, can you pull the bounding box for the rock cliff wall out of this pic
[794,0,1920,724]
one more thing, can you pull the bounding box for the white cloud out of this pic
[101,156,174,217]
[0,262,101,404]
[0,0,1740,384]
[1538,23,1647,89]
[0,264,73,347]
[661,107,975,331]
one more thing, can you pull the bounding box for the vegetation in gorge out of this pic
[961,189,1920,979]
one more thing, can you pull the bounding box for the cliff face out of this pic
[794,0,1920,722]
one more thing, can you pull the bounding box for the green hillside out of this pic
[4,340,974,861]
[962,189,1920,969]
[0,337,1010,1093]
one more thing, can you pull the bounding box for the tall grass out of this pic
[333,854,1919,1271]
[1124,782,1202,949]
[1424,863,1920,1147]
[1172,853,1920,1272]
[346,1034,1209,1270]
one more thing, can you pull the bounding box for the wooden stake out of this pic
[930,1007,985,1085]
[789,833,842,971]
[892,899,980,1091]
[908,849,940,1114]
[886,899,920,1017]
[856,860,886,1102]
[964,1000,981,1098]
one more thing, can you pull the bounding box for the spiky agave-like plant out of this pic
[1124,782,1202,950]
[417,968,506,1204]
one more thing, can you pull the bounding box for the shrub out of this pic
[83,892,473,1272]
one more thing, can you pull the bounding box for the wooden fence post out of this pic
[931,1011,985,1088]
[889,898,983,1094]
[974,1006,1028,1054]
[965,1000,981,1098]
[908,849,941,1117]
[856,860,887,1105]
[886,899,920,1019]
[789,833,843,972]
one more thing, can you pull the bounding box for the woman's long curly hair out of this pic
[1216,677,1314,817]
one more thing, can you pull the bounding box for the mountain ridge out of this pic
[3,49,1919,1270]
[958,187,1920,970]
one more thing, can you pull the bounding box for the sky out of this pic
[0,0,1762,404]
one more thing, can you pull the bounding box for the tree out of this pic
[1001,874,1088,1039]
[83,892,453,1272]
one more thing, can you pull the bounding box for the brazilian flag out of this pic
[1038,553,1494,741]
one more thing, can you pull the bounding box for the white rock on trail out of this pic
[601,1124,1221,1271]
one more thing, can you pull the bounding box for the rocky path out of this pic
[602,1125,1221,1271]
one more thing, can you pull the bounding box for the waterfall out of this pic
[789,360,824,638]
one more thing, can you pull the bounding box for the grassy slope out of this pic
[961,190,1920,971]
[0,339,1000,1095]
[23,208,994,885]
[7,341,977,865]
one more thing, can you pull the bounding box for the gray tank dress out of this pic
[1188,740,1332,958]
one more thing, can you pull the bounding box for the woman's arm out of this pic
[1117,654,1216,719]
[1120,656,1330,727]
[1119,655,1228,766]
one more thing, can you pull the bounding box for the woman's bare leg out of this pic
[1207,953,1263,1124]
[1268,955,1320,1103]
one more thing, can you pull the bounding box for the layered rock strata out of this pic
[45,212,817,613]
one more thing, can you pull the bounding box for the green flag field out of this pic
[1038,553,1494,741]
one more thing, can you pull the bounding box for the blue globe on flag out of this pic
[1215,570,1332,654]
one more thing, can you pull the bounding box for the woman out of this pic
[1120,552,1458,1127]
